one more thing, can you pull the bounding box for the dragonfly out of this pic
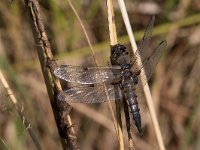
[54,16,167,134]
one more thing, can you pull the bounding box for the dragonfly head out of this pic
[110,44,129,65]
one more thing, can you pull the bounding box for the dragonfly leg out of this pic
[133,76,138,84]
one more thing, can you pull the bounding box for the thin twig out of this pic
[107,0,124,149]
[0,70,41,150]
[23,0,79,149]
[117,0,165,150]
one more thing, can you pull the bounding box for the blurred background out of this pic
[0,0,200,150]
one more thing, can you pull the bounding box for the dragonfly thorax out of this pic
[121,68,138,84]
[117,55,132,67]
[122,69,132,77]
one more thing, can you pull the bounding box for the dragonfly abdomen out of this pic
[123,81,142,134]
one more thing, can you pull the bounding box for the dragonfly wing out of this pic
[132,16,155,64]
[131,16,167,85]
[54,65,121,84]
[135,40,167,85]
[58,84,122,103]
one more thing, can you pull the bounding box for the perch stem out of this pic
[23,0,79,149]
[117,0,165,150]
[107,0,124,149]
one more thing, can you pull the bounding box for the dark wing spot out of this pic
[89,84,95,87]
[83,67,89,71]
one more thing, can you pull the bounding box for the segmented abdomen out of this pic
[123,82,142,133]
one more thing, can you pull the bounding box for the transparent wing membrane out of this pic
[139,41,167,81]
[133,41,167,85]
[132,16,155,65]
[54,65,121,84]
[131,16,167,85]
[58,84,122,103]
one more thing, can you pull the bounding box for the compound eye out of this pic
[121,48,126,52]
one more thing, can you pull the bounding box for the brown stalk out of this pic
[106,0,125,149]
[117,0,165,150]
[23,0,79,149]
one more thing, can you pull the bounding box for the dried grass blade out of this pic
[107,0,124,149]
[117,0,166,150]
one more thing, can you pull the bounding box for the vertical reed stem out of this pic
[117,0,165,150]
[107,0,124,149]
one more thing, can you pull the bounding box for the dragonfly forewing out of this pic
[58,84,122,103]
[54,65,121,84]
[135,40,167,86]
[132,16,155,65]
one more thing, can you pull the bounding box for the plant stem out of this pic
[23,0,79,149]
[107,0,124,149]
[117,0,165,150]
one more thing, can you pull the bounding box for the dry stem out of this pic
[23,0,79,149]
[117,0,165,150]
[107,0,124,149]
